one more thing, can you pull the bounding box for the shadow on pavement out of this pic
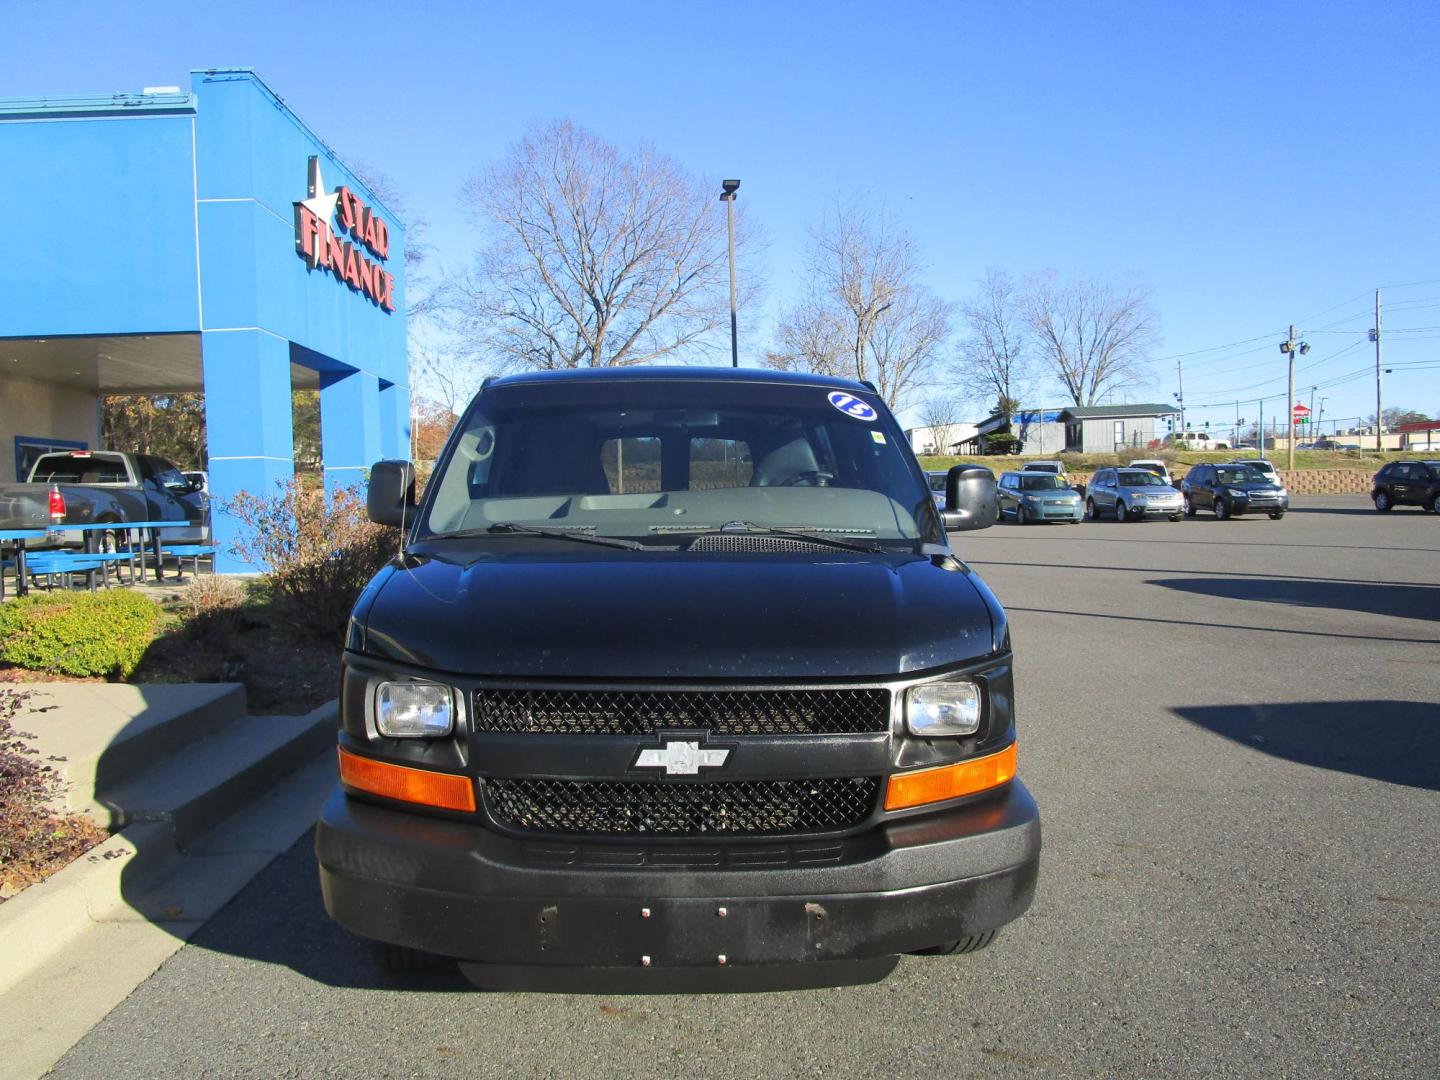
[1154,576,1440,622]
[1172,700,1440,792]
[178,829,473,991]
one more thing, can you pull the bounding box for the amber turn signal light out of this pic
[337,747,476,812]
[884,742,1017,811]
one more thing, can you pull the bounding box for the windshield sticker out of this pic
[827,391,878,421]
[871,430,887,444]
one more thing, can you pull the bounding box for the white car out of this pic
[1166,431,1232,451]
[1127,459,1173,486]
[1225,459,1278,483]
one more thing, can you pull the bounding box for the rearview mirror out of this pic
[368,460,417,527]
[945,465,999,531]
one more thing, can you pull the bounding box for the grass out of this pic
[918,448,1413,474]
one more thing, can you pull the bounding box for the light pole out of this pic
[719,179,740,368]
[1279,325,1310,470]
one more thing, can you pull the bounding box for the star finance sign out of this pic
[293,156,397,313]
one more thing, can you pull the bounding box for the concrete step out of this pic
[92,700,337,849]
[17,683,248,815]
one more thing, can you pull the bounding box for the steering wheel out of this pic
[776,470,835,487]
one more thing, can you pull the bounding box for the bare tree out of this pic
[956,268,1031,418]
[769,201,949,410]
[411,341,480,417]
[919,398,965,456]
[451,120,754,371]
[1024,273,1157,406]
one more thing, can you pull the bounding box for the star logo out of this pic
[299,156,340,227]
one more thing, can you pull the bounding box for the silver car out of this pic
[1085,467,1184,522]
[998,471,1083,524]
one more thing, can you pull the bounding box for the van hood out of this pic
[352,545,1002,680]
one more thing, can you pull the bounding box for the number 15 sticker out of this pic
[827,391,878,421]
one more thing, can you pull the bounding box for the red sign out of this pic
[1291,403,1310,417]
[293,157,396,313]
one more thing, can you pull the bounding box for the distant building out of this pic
[1396,419,1440,451]
[960,404,1179,455]
[905,422,980,456]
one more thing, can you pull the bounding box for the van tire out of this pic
[913,930,997,956]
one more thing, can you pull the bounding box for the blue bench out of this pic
[160,544,219,579]
[23,552,110,591]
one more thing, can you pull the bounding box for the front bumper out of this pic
[1029,501,1084,521]
[316,779,1040,985]
[1132,501,1184,517]
[1231,494,1289,514]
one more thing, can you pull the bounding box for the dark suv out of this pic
[1182,463,1289,520]
[317,368,1039,990]
[1371,460,1440,512]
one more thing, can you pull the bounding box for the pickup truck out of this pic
[316,367,1041,990]
[0,450,208,549]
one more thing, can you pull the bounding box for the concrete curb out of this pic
[0,700,339,1080]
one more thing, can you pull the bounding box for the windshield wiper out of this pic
[434,523,655,551]
[664,521,885,554]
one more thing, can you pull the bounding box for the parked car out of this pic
[1230,459,1280,484]
[1182,463,1289,520]
[1022,460,1067,478]
[1127,459,1173,486]
[317,368,1039,985]
[1371,460,1440,512]
[1165,430,1232,451]
[0,450,208,548]
[1085,467,1184,522]
[997,471,1083,524]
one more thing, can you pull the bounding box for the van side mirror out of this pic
[945,465,999,531]
[368,460,417,527]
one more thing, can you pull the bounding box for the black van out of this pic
[316,367,1040,990]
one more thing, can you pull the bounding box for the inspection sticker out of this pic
[871,430,887,444]
[827,391,878,421]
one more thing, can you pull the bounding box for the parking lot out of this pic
[52,496,1439,1079]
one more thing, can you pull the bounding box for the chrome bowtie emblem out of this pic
[632,735,733,776]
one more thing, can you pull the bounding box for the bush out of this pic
[0,591,160,678]
[0,687,108,899]
[177,575,250,650]
[221,479,398,643]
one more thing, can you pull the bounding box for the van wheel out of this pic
[913,930,997,956]
[372,941,440,971]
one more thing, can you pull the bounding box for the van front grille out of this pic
[484,777,881,837]
[473,688,891,736]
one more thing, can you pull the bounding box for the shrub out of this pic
[0,687,108,899]
[220,479,398,643]
[0,591,160,678]
[177,575,250,650]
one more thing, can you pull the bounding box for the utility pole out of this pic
[1278,326,1310,470]
[1258,397,1264,457]
[1370,289,1383,451]
[1175,360,1186,435]
[719,179,741,368]
[1318,396,1328,438]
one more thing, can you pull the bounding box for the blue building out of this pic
[0,69,409,571]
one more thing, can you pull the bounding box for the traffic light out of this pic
[1204,421,1210,429]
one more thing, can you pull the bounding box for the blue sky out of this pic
[5,0,1438,429]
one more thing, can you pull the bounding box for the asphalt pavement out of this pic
[52,496,1440,1079]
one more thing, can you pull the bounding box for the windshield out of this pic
[1018,474,1067,491]
[1025,464,1060,474]
[1216,466,1266,484]
[1117,470,1167,487]
[420,379,932,547]
[927,473,947,492]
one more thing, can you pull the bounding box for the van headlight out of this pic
[375,681,455,738]
[905,681,983,737]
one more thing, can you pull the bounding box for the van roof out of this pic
[484,366,874,394]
